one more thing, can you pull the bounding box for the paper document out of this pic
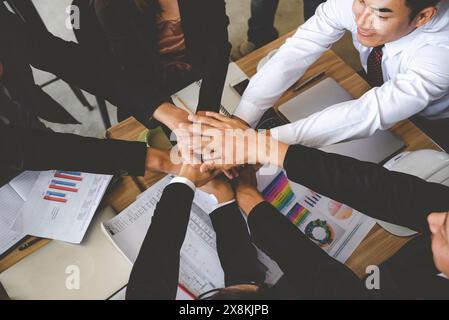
[12,170,112,244]
[102,176,225,299]
[257,167,376,263]
[0,172,39,256]
[102,175,282,299]
[171,62,248,116]
[0,184,26,256]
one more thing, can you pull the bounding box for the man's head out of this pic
[353,0,440,47]
[428,211,449,277]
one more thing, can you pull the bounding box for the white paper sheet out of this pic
[102,174,288,299]
[8,171,39,201]
[257,166,376,263]
[0,194,26,256]
[12,170,112,244]
[102,175,226,299]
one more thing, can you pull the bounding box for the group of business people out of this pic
[1,0,449,300]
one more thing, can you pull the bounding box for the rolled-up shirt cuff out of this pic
[269,123,298,145]
[170,177,196,192]
[212,199,236,211]
[234,100,266,128]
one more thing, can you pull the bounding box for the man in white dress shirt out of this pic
[234,0,449,150]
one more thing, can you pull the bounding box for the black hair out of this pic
[405,0,440,19]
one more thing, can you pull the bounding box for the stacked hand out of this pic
[175,112,287,174]
[149,108,289,208]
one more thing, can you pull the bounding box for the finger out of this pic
[201,151,222,163]
[189,136,214,152]
[200,161,216,173]
[205,112,233,123]
[179,122,224,137]
[178,144,201,165]
[222,169,234,179]
[188,114,231,129]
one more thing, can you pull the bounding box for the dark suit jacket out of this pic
[127,145,449,300]
[256,144,449,299]
[126,183,263,300]
[89,0,231,113]
[0,127,147,186]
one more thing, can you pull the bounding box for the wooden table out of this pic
[106,31,442,279]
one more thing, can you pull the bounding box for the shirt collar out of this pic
[383,27,420,58]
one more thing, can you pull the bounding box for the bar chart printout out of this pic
[43,171,83,203]
[12,170,112,244]
[257,167,376,263]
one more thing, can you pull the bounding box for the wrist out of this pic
[256,132,289,168]
[214,188,235,204]
[145,148,183,175]
[153,102,188,130]
[237,188,264,216]
[178,164,208,187]
[232,115,250,128]
[178,169,198,186]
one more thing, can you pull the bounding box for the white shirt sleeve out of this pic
[212,199,236,212]
[234,0,353,127]
[270,45,449,147]
[170,176,196,193]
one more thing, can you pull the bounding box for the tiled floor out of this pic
[31,0,360,138]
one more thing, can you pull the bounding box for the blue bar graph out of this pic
[56,171,82,176]
[46,191,66,198]
[51,180,77,187]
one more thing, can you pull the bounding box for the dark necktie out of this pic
[367,45,385,88]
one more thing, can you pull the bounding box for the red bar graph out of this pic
[44,196,68,203]
[49,185,78,193]
[54,173,83,181]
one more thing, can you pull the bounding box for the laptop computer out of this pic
[257,77,405,164]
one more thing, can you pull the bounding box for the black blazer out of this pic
[126,182,264,300]
[272,144,449,299]
[128,144,449,300]
[0,126,147,186]
[89,0,231,113]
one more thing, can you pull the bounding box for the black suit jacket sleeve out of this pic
[284,145,449,234]
[248,202,368,299]
[126,183,194,300]
[0,127,147,176]
[91,0,169,113]
[210,202,265,286]
[195,0,231,112]
[92,0,230,114]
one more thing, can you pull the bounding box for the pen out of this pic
[292,71,326,92]
[18,238,41,251]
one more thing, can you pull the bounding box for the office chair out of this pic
[3,0,96,113]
